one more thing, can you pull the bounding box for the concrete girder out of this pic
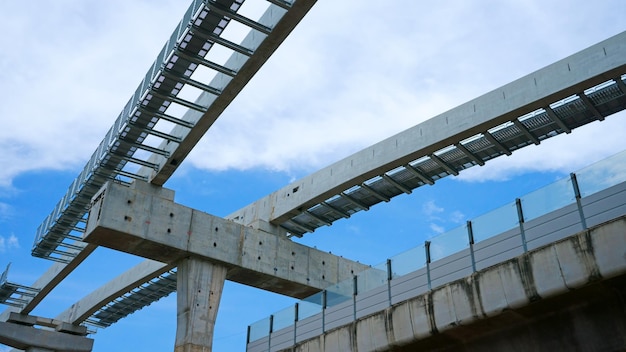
[8,0,319,323]
[83,180,369,299]
[54,259,173,325]
[226,30,626,226]
[0,313,92,352]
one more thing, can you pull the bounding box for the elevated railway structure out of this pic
[1,0,625,349]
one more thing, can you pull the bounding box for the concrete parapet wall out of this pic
[277,216,626,351]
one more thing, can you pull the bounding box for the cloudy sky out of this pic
[1,0,625,351]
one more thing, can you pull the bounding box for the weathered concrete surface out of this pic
[281,215,626,351]
[84,181,368,299]
[0,320,93,352]
[54,259,173,325]
[228,31,626,226]
[174,258,227,352]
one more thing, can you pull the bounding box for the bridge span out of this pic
[254,216,626,351]
[1,0,626,350]
[246,151,626,351]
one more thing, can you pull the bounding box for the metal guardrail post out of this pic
[570,172,588,230]
[268,314,273,352]
[467,221,477,272]
[322,290,327,333]
[293,303,299,347]
[515,198,528,252]
[352,275,358,321]
[386,259,393,306]
[425,241,432,290]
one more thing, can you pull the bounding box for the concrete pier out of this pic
[175,257,228,352]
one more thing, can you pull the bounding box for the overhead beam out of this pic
[0,316,93,352]
[139,0,318,185]
[83,181,368,299]
[226,31,626,226]
[17,0,319,318]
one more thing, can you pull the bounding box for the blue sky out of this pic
[1,1,625,351]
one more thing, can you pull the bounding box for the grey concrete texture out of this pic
[54,259,173,325]
[227,31,626,226]
[279,215,626,351]
[175,258,227,352]
[84,181,369,299]
[0,321,93,352]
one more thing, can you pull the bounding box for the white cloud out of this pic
[0,202,11,221]
[0,0,624,189]
[449,211,466,224]
[429,223,445,235]
[422,200,444,217]
[0,233,20,253]
[0,0,189,188]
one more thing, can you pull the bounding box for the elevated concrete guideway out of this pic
[246,152,626,351]
[275,216,626,351]
[228,30,626,235]
[80,180,368,350]
[1,0,320,325]
[4,30,625,339]
[83,180,368,298]
[2,3,626,350]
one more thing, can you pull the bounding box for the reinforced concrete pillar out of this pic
[175,257,228,352]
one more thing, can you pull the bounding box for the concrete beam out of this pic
[0,320,93,352]
[84,181,368,299]
[139,0,318,186]
[227,31,626,226]
[54,259,173,325]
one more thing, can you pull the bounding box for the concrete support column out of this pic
[175,257,228,352]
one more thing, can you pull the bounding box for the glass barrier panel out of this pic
[472,202,518,243]
[576,151,626,197]
[429,225,469,262]
[390,244,426,277]
[273,305,295,331]
[299,291,323,320]
[519,177,575,221]
[249,317,270,342]
[326,277,354,307]
[357,262,387,294]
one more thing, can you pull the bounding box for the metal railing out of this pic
[247,149,626,349]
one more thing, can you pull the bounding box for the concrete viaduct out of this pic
[1,0,626,350]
